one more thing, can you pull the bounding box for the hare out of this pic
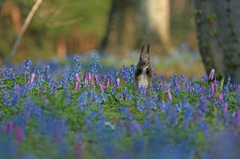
[133,43,153,97]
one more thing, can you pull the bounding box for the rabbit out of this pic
[133,43,153,97]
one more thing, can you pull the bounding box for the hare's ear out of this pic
[140,44,144,54]
[147,43,150,54]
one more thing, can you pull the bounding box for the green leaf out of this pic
[218,76,225,92]
[56,90,66,107]
[71,87,88,105]
[31,96,45,106]
[45,93,55,106]
[191,81,209,89]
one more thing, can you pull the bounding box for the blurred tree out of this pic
[99,0,171,55]
[0,0,4,12]
[193,0,240,83]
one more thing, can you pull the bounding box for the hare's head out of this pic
[139,43,150,67]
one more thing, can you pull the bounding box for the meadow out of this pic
[0,53,240,159]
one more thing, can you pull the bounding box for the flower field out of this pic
[0,54,240,159]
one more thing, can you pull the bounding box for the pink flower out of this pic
[234,109,240,126]
[218,92,224,102]
[94,75,99,82]
[115,78,120,87]
[209,68,215,80]
[88,72,92,83]
[210,82,215,94]
[43,98,49,104]
[174,77,177,87]
[83,72,87,81]
[6,121,13,135]
[105,78,110,88]
[75,145,82,159]
[74,80,80,90]
[224,102,228,113]
[167,89,172,101]
[27,72,35,85]
[152,68,157,78]
[99,83,104,93]
[233,129,238,140]
[55,126,61,141]
[15,125,24,142]
[75,73,80,82]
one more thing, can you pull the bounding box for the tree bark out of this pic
[99,0,171,55]
[193,0,240,83]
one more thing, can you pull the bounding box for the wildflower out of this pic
[99,83,104,93]
[43,98,49,104]
[210,82,215,94]
[186,81,189,92]
[88,72,92,83]
[224,102,228,113]
[6,121,13,135]
[174,76,178,87]
[218,92,224,102]
[105,78,110,88]
[27,72,35,85]
[75,73,80,82]
[55,126,62,141]
[94,75,99,82]
[232,129,238,140]
[15,125,24,142]
[115,78,120,87]
[209,68,215,80]
[16,83,21,93]
[75,145,82,159]
[152,68,157,78]
[74,80,80,90]
[167,89,172,101]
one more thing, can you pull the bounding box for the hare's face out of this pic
[140,53,150,68]
[140,43,151,67]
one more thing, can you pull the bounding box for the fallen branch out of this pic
[1,0,43,65]
[45,17,83,28]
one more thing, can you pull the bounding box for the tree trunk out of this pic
[193,0,240,83]
[99,0,171,56]
[0,0,4,12]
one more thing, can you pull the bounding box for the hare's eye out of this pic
[148,58,150,60]
[140,57,142,60]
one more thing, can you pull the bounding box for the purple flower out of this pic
[186,81,189,92]
[43,98,49,104]
[74,80,80,90]
[209,68,215,80]
[83,72,87,81]
[224,102,228,113]
[174,76,177,87]
[152,68,157,78]
[15,125,24,142]
[75,73,80,82]
[233,129,238,140]
[234,109,240,126]
[167,89,172,101]
[105,78,110,88]
[210,82,215,94]
[218,92,224,102]
[115,78,120,87]
[75,145,82,159]
[94,75,99,82]
[99,83,104,93]
[88,72,92,83]
[6,121,13,135]
[55,126,62,141]
[27,72,35,85]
